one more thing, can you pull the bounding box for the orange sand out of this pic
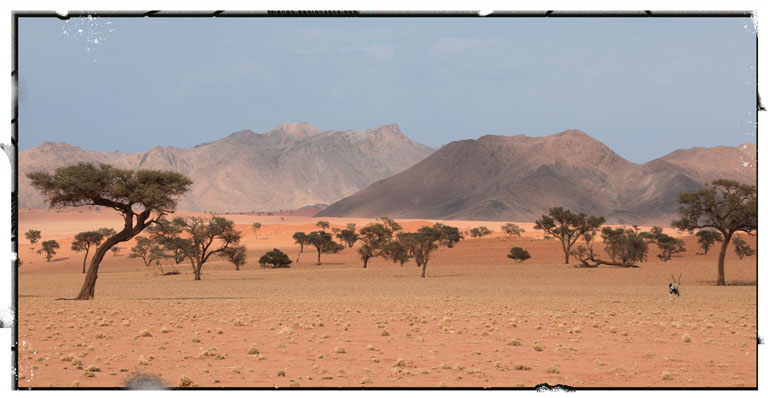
[17,209,757,388]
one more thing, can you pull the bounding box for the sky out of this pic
[18,16,756,162]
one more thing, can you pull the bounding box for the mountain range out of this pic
[19,123,434,213]
[317,130,756,224]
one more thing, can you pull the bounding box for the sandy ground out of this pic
[17,209,757,388]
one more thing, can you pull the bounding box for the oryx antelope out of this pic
[669,274,681,301]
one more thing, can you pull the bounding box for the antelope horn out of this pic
[677,274,682,284]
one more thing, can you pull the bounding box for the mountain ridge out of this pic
[20,123,434,213]
[316,129,755,224]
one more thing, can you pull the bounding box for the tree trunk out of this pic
[561,239,570,264]
[716,232,731,286]
[82,248,89,273]
[316,248,321,265]
[75,242,112,299]
[421,261,427,278]
[193,264,202,280]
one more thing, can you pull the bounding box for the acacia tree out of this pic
[128,236,166,269]
[28,162,192,299]
[502,223,525,238]
[671,179,756,286]
[72,231,107,273]
[259,248,292,268]
[251,222,262,237]
[219,246,247,271]
[315,221,330,231]
[469,226,491,238]
[601,227,648,264]
[732,237,755,260]
[656,234,686,262]
[306,231,342,265]
[25,229,41,246]
[435,223,462,248]
[507,247,531,263]
[357,223,394,268]
[336,225,359,248]
[146,219,186,265]
[404,225,443,278]
[171,215,244,280]
[382,240,410,266]
[37,240,59,262]
[534,207,605,264]
[292,232,308,263]
[695,230,723,255]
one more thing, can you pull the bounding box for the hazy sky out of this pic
[18,16,756,162]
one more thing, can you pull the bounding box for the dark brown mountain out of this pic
[19,123,434,213]
[316,130,756,225]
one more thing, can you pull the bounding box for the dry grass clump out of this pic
[134,330,152,339]
[137,355,152,365]
[394,358,408,368]
[381,330,390,336]
[662,371,673,380]
[683,333,692,343]
[507,338,522,346]
[334,346,346,354]
[361,377,373,385]
[514,363,531,371]
[546,365,560,374]
[247,346,260,355]
[178,375,195,387]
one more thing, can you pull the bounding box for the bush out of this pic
[259,249,292,268]
[507,247,531,263]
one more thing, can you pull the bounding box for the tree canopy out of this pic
[25,229,41,245]
[38,240,60,262]
[28,162,192,299]
[671,179,756,285]
[534,207,605,264]
[259,248,293,268]
[502,223,525,237]
[507,247,531,263]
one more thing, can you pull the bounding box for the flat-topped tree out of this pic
[219,246,247,271]
[316,221,330,231]
[27,162,192,299]
[306,231,343,265]
[171,215,243,280]
[38,240,59,262]
[671,179,756,286]
[502,223,525,238]
[72,231,107,273]
[534,207,605,265]
[25,229,41,246]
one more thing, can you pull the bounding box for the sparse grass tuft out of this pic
[662,371,673,381]
[178,375,194,387]
[683,333,692,343]
[514,363,531,371]
[335,346,346,354]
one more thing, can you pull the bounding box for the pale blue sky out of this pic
[18,17,756,162]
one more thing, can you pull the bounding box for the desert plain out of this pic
[16,209,757,388]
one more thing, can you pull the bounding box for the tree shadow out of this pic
[51,257,70,262]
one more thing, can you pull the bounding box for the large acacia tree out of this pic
[671,179,756,286]
[28,163,192,299]
[534,207,605,264]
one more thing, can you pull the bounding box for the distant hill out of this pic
[316,130,756,225]
[20,123,434,213]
